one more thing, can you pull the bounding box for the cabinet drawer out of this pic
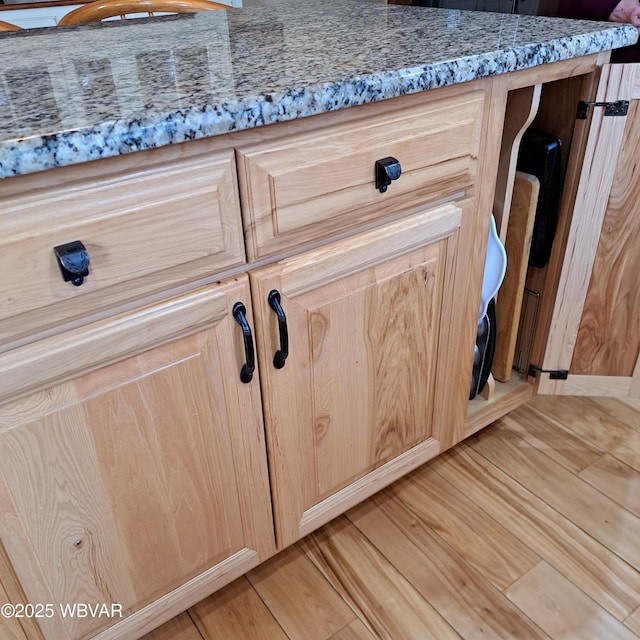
[237,89,485,260]
[0,149,244,345]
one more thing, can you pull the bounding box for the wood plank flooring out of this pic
[142,395,640,640]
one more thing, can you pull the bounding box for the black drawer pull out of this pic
[232,302,255,383]
[268,290,289,369]
[54,241,90,286]
[375,156,402,193]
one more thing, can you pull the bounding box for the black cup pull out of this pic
[375,156,402,193]
[267,290,289,369]
[232,302,255,383]
[54,241,90,286]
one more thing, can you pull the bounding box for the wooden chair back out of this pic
[58,0,227,25]
[0,19,22,31]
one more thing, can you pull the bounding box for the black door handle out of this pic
[268,290,289,369]
[232,302,255,383]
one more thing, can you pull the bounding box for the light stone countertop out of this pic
[0,0,636,178]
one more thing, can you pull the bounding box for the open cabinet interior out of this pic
[465,67,604,435]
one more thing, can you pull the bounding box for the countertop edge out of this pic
[0,21,636,179]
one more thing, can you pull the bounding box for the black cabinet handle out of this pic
[375,156,402,193]
[54,241,90,286]
[268,290,289,369]
[232,302,255,383]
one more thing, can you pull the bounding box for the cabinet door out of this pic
[0,277,275,640]
[251,202,476,548]
[535,63,640,398]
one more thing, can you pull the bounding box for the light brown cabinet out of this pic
[2,56,639,640]
[0,81,500,639]
[234,83,498,550]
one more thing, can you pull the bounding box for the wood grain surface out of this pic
[470,424,640,571]
[189,578,288,640]
[579,454,640,517]
[349,494,549,639]
[302,518,461,640]
[236,89,483,260]
[0,148,244,346]
[0,278,275,640]
[137,396,640,640]
[493,171,539,381]
[250,205,460,547]
[492,86,541,242]
[571,98,640,377]
[0,581,28,640]
[536,64,635,376]
[248,545,355,640]
[505,562,637,640]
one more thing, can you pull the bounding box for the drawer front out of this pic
[237,90,485,260]
[0,149,244,344]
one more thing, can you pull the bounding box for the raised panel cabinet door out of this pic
[0,277,275,640]
[250,202,472,548]
[534,63,640,398]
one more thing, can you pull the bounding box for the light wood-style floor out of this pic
[142,395,640,640]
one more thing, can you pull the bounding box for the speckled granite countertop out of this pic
[0,1,636,178]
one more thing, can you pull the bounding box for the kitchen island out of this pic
[1,4,638,640]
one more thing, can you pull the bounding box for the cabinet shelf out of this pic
[465,376,534,438]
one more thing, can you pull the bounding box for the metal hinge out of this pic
[576,100,629,120]
[528,365,569,380]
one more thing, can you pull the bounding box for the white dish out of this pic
[479,214,507,323]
